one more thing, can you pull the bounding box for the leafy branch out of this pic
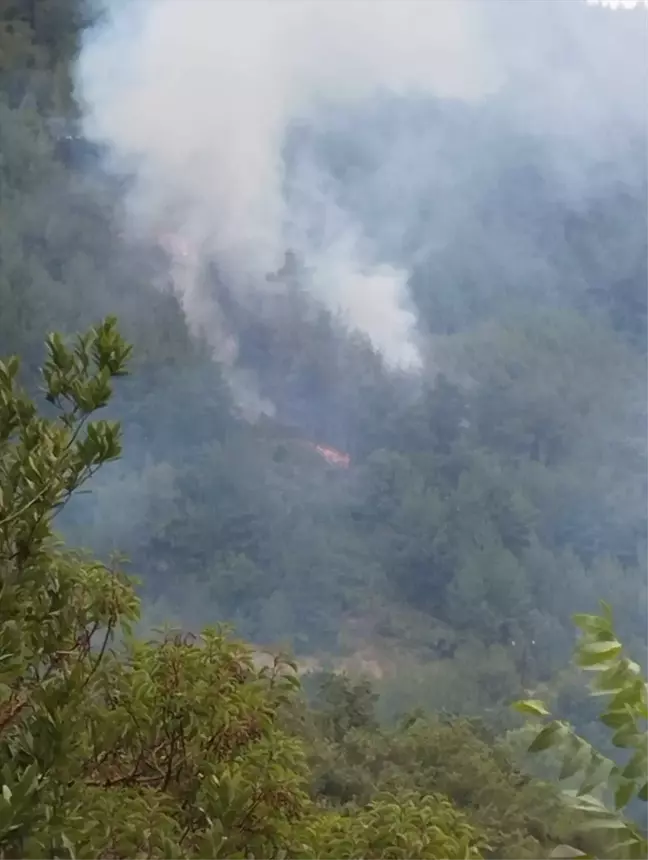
[514,601,647,860]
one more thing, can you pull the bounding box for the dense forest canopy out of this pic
[0,318,644,859]
[0,0,648,740]
[0,0,648,860]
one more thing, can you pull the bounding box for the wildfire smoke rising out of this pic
[77,0,646,406]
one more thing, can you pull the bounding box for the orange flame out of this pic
[308,443,350,468]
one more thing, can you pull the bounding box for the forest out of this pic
[0,0,646,857]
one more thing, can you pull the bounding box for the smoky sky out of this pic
[76,0,647,384]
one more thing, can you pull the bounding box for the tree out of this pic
[0,320,309,858]
[0,320,494,859]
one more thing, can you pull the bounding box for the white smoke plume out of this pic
[76,0,499,374]
[76,0,646,386]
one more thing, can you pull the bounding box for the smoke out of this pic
[76,0,497,378]
[76,0,646,400]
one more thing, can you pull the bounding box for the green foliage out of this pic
[1,0,646,719]
[302,791,487,859]
[0,322,496,859]
[0,4,646,856]
[304,693,594,860]
[0,323,303,857]
[0,318,138,854]
[313,673,378,743]
[514,603,647,859]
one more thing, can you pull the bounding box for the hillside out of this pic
[1,1,647,856]
[0,0,646,798]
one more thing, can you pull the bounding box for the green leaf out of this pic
[590,664,627,692]
[549,846,592,859]
[614,778,636,810]
[528,721,566,753]
[575,640,622,667]
[577,817,629,833]
[513,699,550,717]
[622,749,647,781]
[564,792,608,814]
[578,753,609,796]
[609,679,645,712]
[61,832,76,859]
[572,614,611,634]
[611,726,643,749]
[600,709,634,730]
[559,737,590,781]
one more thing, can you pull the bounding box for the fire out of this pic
[308,443,350,468]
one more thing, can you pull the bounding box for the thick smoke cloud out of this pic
[76,0,646,386]
[76,0,495,375]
